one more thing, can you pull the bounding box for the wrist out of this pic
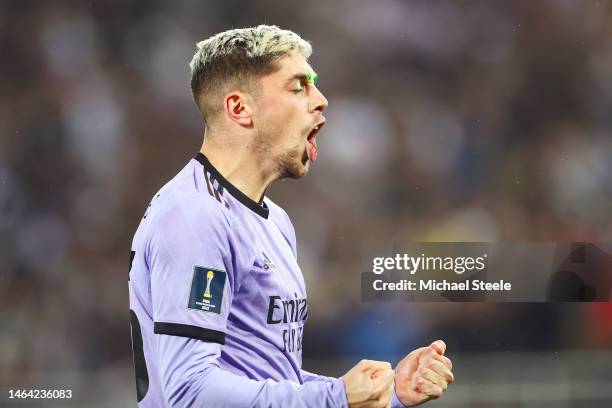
[334,377,350,408]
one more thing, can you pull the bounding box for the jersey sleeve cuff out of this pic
[332,377,349,408]
[391,391,407,408]
[153,322,226,345]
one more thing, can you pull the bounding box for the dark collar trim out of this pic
[195,153,269,219]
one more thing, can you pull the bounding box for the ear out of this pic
[224,91,254,127]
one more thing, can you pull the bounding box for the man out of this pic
[128,25,454,407]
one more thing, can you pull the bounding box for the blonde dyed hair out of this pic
[189,25,312,126]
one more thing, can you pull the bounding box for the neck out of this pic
[199,131,277,203]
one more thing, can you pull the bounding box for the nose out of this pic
[310,85,328,113]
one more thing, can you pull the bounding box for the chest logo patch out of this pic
[188,266,226,314]
[262,251,277,270]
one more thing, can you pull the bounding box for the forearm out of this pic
[158,335,348,408]
[182,367,347,408]
[301,369,337,384]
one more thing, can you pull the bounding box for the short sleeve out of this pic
[147,196,247,344]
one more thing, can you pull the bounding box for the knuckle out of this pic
[444,356,453,369]
[372,386,386,400]
[420,351,435,363]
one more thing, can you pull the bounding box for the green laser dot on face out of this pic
[305,71,318,84]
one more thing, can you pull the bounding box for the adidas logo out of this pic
[262,251,277,270]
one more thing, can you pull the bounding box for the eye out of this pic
[291,79,306,93]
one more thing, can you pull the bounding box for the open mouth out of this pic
[306,121,325,162]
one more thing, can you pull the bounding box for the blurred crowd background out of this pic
[2,0,612,406]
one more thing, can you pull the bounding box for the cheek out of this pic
[259,105,287,131]
[269,110,301,136]
[269,96,303,122]
[256,97,305,145]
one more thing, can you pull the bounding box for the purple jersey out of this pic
[128,153,348,407]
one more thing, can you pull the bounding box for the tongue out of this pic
[307,137,318,162]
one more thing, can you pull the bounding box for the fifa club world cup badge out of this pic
[188,266,226,314]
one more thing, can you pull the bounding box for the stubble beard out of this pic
[256,124,310,180]
[277,149,309,179]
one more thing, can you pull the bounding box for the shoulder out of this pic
[153,192,232,242]
[146,192,256,273]
[144,161,236,235]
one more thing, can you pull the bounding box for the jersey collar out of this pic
[195,153,270,219]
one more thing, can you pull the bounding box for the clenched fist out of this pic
[342,359,395,408]
[395,340,454,406]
